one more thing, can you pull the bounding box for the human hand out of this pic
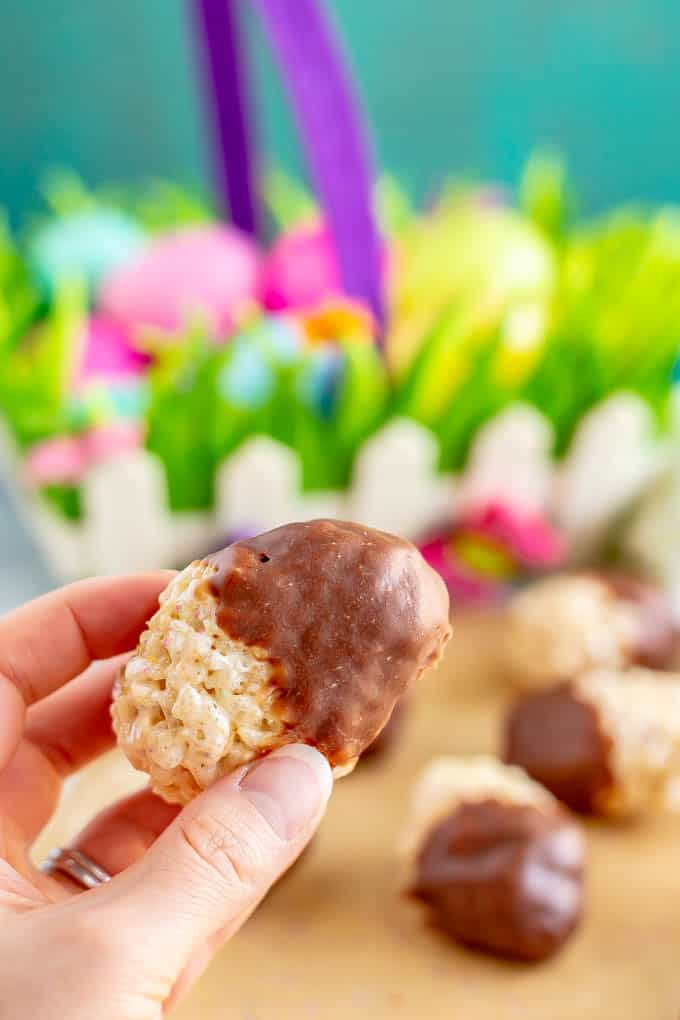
[0,574,332,1019]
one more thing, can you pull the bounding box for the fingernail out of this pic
[239,744,333,841]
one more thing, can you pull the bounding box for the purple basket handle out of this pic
[192,0,259,235]
[191,0,385,330]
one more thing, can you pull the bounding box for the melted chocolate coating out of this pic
[603,573,677,670]
[410,799,584,962]
[504,685,613,813]
[204,520,451,768]
[360,697,408,762]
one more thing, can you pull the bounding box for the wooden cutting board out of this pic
[34,612,680,1020]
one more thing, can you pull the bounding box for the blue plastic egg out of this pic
[218,340,274,410]
[298,348,343,420]
[29,208,147,301]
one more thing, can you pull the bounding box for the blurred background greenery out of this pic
[1,0,680,225]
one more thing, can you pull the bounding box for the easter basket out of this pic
[0,0,678,602]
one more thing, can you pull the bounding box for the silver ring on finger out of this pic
[41,847,112,890]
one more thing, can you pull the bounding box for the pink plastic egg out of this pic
[77,316,149,385]
[98,225,261,337]
[260,221,342,312]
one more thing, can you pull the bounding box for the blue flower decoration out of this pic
[218,341,274,409]
[29,208,146,301]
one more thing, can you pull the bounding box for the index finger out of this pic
[0,572,172,709]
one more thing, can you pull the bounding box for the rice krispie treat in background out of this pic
[504,668,680,817]
[112,519,451,804]
[401,757,585,962]
[503,573,676,691]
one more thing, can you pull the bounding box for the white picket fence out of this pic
[623,443,680,616]
[1,392,677,590]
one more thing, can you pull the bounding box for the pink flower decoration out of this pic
[461,503,565,566]
[77,316,149,386]
[419,502,566,605]
[99,225,261,337]
[24,422,144,487]
[84,421,144,462]
[420,538,502,604]
[24,437,87,486]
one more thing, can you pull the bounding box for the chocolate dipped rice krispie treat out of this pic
[505,667,680,817]
[113,519,451,803]
[503,573,676,691]
[401,757,585,961]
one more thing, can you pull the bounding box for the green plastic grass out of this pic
[0,156,678,519]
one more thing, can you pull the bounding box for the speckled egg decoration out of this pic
[29,208,147,300]
[98,224,261,336]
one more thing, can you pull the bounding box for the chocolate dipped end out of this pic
[410,799,584,962]
[205,519,451,770]
[504,685,613,813]
[361,697,408,762]
[603,573,678,670]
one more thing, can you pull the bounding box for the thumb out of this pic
[96,744,332,975]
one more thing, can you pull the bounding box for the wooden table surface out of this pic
[35,612,680,1020]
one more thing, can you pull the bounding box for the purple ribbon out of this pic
[191,0,385,332]
[191,0,258,234]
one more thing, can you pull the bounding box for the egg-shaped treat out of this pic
[112,519,451,803]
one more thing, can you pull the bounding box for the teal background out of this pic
[1,1,680,224]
